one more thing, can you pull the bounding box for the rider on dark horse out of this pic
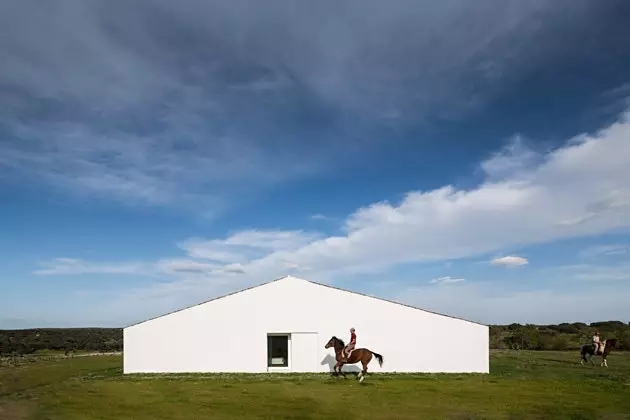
[341,327,356,362]
[593,331,601,354]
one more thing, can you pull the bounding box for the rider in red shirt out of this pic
[342,328,356,362]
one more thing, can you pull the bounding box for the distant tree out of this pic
[551,336,569,351]
[502,325,540,350]
[0,336,13,356]
[538,333,556,350]
[0,328,123,355]
[548,323,578,334]
[591,321,626,329]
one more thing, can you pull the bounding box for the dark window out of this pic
[267,335,288,367]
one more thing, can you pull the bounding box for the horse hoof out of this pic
[359,376,365,383]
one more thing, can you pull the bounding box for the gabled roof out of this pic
[124,275,487,328]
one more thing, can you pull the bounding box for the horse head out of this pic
[324,336,345,351]
[606,338,618,349]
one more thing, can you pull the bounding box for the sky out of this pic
[1,0,630,328]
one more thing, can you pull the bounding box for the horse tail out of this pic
[372,351,384,367]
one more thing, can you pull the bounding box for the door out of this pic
[290,332,319,372]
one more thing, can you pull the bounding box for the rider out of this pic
[592,331,601,354]
[342,327,356,362]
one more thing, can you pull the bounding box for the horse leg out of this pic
[333,361,341,377]
[359,361,368,383]
[357,353,372,383]
[336,359,346,379]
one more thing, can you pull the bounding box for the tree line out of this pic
[490,321,630,351]
[0,328,122,356]
[2,321,629,357]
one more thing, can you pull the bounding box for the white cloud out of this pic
[35,230,320,278]
[178,230,321,263]
[34,109,630,323]
[231,110,630,277]
[490,256,529,268]
[221,263,246,274]
[429,276,466,284]
[480,135,541,180]
[36,257,249,278]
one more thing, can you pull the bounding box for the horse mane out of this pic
[333,336,345,347]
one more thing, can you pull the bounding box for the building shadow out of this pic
[320,354,361,374]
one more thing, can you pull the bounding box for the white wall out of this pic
[290,332,319,372]
[124,276,488,374]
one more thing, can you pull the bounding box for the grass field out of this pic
[1,351,629,419]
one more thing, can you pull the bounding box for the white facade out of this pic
[123,276,489,374]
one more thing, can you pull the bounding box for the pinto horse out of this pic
[324,336,383,382]
[580,338,617,367]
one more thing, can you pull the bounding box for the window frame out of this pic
[267,333,291,371]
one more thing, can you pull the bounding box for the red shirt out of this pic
[350,332,356,344]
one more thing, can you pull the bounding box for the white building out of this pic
[123,275,489,374]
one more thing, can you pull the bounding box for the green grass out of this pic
[1,351,629,419]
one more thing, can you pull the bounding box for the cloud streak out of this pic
[429,276,466,285]
[178,230,322,264]
[34,258,150,276]
[578,244,630,259]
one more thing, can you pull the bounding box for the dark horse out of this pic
[324,336,383,382]
[580,338,617,367]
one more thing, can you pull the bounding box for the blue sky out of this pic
[2,0,630,328]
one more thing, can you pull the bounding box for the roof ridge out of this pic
[123,275,291,328]
[124,274,486,329]
[298,277,486,327]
